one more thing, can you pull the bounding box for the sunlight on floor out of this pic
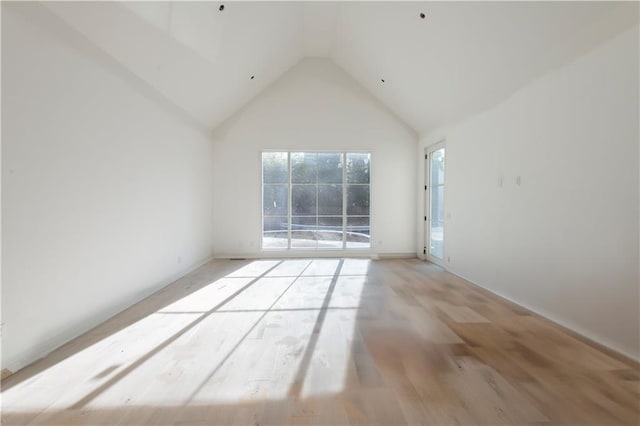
[1,258,370,413]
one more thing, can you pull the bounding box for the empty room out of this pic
[1,1,639,425]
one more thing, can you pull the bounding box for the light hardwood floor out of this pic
[1,258,638,425]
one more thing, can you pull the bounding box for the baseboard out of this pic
[3,254,215,374]
[377,252,418,259]
[446,268,640,366]
[164,255,214,285]
[214,251,372,259]
[214,251,416,260]
[1,369,13,380]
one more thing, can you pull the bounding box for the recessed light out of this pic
[219,4,224,11]
[420,12,426,19]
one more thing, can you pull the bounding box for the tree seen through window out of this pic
[262,152,370,249]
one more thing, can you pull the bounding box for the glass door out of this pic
[426,145,445,263]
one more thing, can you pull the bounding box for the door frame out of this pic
[424,141,445,266]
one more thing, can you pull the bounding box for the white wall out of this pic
[212,58,417,258]
[1,4,214,371]
[418,27,639,359]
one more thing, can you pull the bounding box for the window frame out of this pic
[261,150,372,252]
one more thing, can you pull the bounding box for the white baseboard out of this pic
[3,254,214,374]
[213,251,417,260]
[446,268,640,364]
[377,252,418,259]
[164,255,215,285]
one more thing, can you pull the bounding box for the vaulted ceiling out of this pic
[41,1,638,135]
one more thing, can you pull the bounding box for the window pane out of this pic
[292,152,317,184]
[291,216,317,248]
[347,185,369,216]
[428,147,445,260]
[263,152,288,184]
[346,216,370,248]
[429,220,444,259]
[317,153,343,183]
[292,185,316,215]
[430,185,444,223]
[318,184,342,215]
[263,185,288,216]
[263,216,288,248]
[262,151,371,251]
[318,216,343,249]
[430,148,445,186]
[346,153,370,184]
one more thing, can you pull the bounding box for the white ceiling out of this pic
[41,1,638,135]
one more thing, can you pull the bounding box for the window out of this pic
[262,152,371,250]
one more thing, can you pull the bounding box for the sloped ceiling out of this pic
[40,1,638,135]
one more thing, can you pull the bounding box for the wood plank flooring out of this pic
[1,258,638,425]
